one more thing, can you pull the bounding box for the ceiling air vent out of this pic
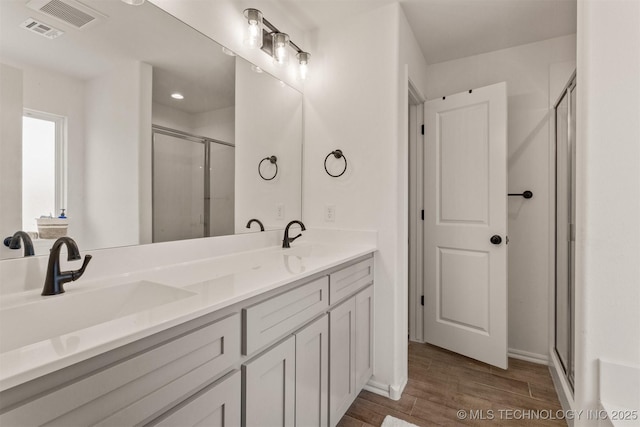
[26,0,106,30]
[20,18,64,39]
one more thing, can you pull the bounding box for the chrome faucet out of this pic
[246,218,265,231]
[42,237,92,296]
[282,220,306,248]
[3,231,35,257]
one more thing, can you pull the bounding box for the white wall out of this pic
[425,35,577,361]
[19,63,87,242]
[397,6,429,392]
[193,106,235,143]
[152,102,194,133]
[84,61,152,249]
[235,56,302,233]
[152,103,235,144]
[304,3,428,398]
[575,0,640,422]
[0,64,23,251]
[0,62,87,253]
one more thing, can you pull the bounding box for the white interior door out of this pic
[423,82,508,369]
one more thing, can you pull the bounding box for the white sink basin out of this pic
[282,243,324,258]
[0,281,196,353]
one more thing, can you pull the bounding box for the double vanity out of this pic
[0,229,376,426]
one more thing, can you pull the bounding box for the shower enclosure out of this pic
[554,72,576,390]
[152,125,234,243]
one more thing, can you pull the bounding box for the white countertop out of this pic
[0,239,376,391]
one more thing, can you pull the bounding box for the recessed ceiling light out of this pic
[171,93,184,100]
[250,65,263,73]
[121,0,145,5]
[222,47,236,56]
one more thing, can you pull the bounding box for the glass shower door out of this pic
[153,132,205,243]
[568,82,577,386]
[554,74,576,390]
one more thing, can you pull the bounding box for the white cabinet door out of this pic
[151,370,241,427]
[242,336,296,427]
[295,315,328,427]
[355,285,373,392]
[328,297,356,427]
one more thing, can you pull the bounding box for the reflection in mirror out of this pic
[0,0,303,259]
[235,57,302,233]
[152,127,235,242]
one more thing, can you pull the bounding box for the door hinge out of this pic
[421,209,424,220]
[421,124,424,135]
[421,295,424,306]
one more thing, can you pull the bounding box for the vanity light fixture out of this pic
[272,32,290,66]
[121,0,145,5]
[171,93,184,100]
[243,8,263,49]
[297,51,310,80]
[242,8,310,78]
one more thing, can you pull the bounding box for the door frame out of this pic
[408,79,426,343]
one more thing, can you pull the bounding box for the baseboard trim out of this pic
[364,377,408,401]
[389,377,408,400]
[508,348,549,365]
[363,379,390,398]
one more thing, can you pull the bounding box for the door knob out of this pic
[490,235,502,245]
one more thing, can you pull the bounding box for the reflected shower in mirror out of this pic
[0,0,302,259]
[152,126,235,242]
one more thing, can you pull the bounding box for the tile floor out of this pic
[338,342,566,426]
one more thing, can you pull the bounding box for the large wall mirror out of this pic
[0,0,302,259]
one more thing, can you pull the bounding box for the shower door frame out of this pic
[151,125,234,242]
[553,72,576,391]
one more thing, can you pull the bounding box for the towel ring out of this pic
[324,149,347,178]
[259,155,278,181]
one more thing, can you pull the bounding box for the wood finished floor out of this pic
[338,342,566,427]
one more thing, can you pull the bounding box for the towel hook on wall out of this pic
[259,155,278,180]
[324,149,348,178]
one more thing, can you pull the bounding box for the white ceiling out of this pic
[0,0,236,114]
[1,0,577,114]
[276,0,577,64]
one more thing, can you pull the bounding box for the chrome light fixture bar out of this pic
[243,8,310,79]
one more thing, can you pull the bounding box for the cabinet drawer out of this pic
[329,257,373,304]
[150,370,241,427]
[243,276,329,355]
[0,313,240,427]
